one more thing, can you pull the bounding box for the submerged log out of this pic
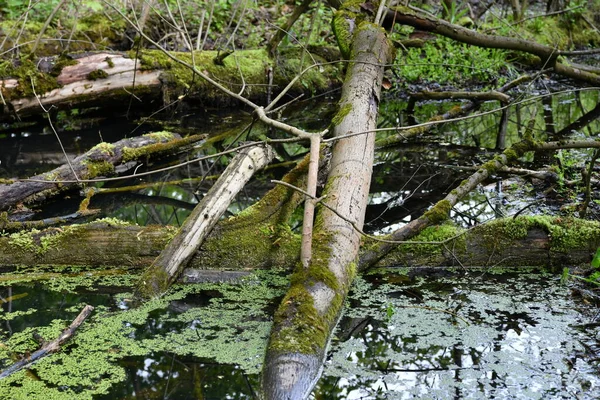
[136,144,274,298]
[0,305,94,379]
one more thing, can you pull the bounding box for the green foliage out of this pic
[440,0,469,25]
[592,247,600,268]
[396,37,512,87]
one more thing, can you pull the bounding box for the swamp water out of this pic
[0,268,597,399]
[0,90,599,398]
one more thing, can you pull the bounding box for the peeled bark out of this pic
[136,144,274,298]
[262,22,393,399]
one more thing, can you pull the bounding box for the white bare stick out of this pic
[300,135,321,268]
[138,144,275,296]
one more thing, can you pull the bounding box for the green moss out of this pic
[529,216,600,254]
[475,216,600,257]
[7,227,73,255]
[136,264,170,299]
[121,133,201,162]
[424,200,452,224]
[268,228,355,355]
[104,57,115,68]
[84,160,115,178]
[143,131,174,141]
[94,217,131,227]
[87,69,109,80]
[332,11,355,60]
[90,142,115,156]
[481,160,499,174]
[503,148,519,163]
[0,58,60,100]
[133,49,284,103]
[331,103,352,126]
[404,224,464,259]
[50,56,78,77]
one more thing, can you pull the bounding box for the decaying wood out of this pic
[2,53,162,116]
[0,216,598,274]
[136,144,275,298]
[0,305,94,379]
[0,132,205,212]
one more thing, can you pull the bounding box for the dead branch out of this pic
[0,132,205,212]
[136,144,275,298]
[410,90,510,103]
[384,6,600,85]
[0,305,94,380]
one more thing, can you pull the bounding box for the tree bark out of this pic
[0,216,597,272]
[262,21,393,400]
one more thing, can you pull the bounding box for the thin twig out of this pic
[30,76,79,181]
[271,180,470,245]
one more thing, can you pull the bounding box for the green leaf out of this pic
[592,247,600,268]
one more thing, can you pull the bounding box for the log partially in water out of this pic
[135,144,275,298]
[0,132,204,212]
[0,305,94,380]
[0,217,597,273]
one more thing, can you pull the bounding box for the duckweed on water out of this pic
[0,270,288,399]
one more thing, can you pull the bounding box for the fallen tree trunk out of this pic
[136,144,274,298]
[0,49,340,120]
[0,216,597,273]
[262,21,393,399]
[0,131,204,212]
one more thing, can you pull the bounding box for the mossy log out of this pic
[0,131,204,212]
[261,21,394,400]
[0,49,341,120]
[0,216,597,272]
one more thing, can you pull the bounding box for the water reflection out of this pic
[317,269,600,399]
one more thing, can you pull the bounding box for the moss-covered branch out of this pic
[0,132,204,212]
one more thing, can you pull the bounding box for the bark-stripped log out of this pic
[136,144,274,298]
[2,53,162,116]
